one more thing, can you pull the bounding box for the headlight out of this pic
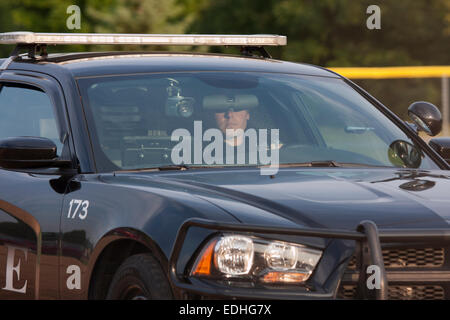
[191,235,322,285]
[215,236,254,275]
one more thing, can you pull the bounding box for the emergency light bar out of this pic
[0,32,287,46]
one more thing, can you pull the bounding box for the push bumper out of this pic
[169,218,450,299]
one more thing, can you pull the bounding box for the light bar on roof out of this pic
[0,32,287,46]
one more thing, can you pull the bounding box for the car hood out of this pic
[119,168,450,230]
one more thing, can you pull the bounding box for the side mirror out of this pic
[408,101,442,136]
[388,140,422,168]
[0,136,71,169]
[429,137,450,164]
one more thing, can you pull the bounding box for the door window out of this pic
[0,84,62,156]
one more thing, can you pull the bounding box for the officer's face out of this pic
[215,109,250,134]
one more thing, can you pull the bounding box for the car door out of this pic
[0,72,75,299]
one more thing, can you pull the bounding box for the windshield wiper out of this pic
[278,161,341,167]
[136,164,239,171]
[116,164,257,173]
[274,161,392,168]
[156,164,190,171]
[116,164,190,173]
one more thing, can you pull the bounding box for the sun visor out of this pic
[203,94,258,112]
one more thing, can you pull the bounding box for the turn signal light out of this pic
[191,240,216,276]
[261,272,309,284]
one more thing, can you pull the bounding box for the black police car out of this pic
[0,32,450,300]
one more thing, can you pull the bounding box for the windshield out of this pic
[77,72,438,172]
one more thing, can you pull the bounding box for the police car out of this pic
[0,32,450,300]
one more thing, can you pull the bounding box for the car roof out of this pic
[6,52,340,79]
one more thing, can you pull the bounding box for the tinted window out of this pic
[0,85,62,155]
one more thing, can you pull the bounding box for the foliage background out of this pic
[0,0,449,120]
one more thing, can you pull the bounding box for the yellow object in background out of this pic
[328,66,450,79]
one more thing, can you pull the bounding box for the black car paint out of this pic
[0,53,449,299]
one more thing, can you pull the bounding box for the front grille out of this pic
[339,285,445,300]
[347,247,444,269]
[340,246,448,299]
[383,248,444,267]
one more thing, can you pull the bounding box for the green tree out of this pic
[0,0,101,56]
[0,1,15,57]
[87,0,184,51]
[176,0,450,66]
[0,0,183,56]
